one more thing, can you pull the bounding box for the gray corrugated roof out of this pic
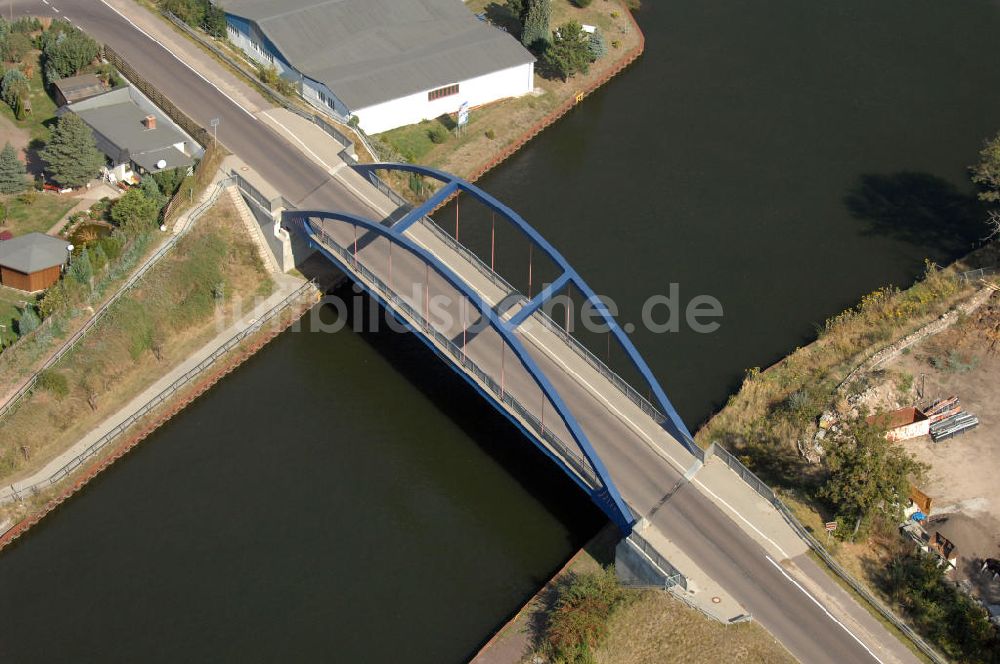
[218,0,534,110]
[0,233,71,274]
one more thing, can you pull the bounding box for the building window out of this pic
[428,84,459,102]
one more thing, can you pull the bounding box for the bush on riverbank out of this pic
[544,568,632,663]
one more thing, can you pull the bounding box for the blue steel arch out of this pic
[354,163,699,454]
[284,208,636,532]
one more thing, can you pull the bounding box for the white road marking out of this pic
[695,479,790,559]
[98,0,258,120]
[264,112,341,174]
[321,171,793,562]
[765,555,886,664]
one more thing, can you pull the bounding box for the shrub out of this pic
[572,0,593,6]
[0,68,27,109]
[39,20,99,81]
[37,369,69,398]
[10,17,41,34]
[545,569,631,663]
[588,29,607,61]
[427,124,449,144]
[69,249,94,286]
[485,128,496,140]
[17,306,40,334]
[1,33,32,63]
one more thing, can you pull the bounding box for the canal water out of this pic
[3,1,1000,661]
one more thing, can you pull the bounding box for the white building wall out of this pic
[353,62,534,134]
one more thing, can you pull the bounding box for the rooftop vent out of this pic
[143,114,157,130]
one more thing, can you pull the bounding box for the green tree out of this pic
[70,248,93,286]
[971,131,1000,202]
[0,141,26,194]
[0,68,27,109]
[111,188,161,232]
[140,174,167,211]
[588,29,607,61]
[40,22,99,81]
[505,0,527,26]
[203,3,227,38]
[521,0,551,50]
[818,420,926,536]
[17,305,39,335]
[542,21,592,81]
[40,113,105,187]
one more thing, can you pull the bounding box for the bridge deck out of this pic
[298,191,905,664]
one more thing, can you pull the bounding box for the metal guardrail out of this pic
[1,280,315,505]
[160,12,362,153]
[0,178,236,422]
[232,171,273,213]
[626,531,687,591]
[302,221,601,489]
[958,266,999,282]
[705,440,948,662]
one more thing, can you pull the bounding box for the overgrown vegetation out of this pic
[160,0,227,38]
[37,19,99,83]
[818,420,927,537]
[879,546,1000,663]
[543,568,632,664]
[0,196,272,480]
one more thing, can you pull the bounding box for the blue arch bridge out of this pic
[285,163,701,534]
[279,164,891,663]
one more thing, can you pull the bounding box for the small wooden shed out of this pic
[0,232,71,292]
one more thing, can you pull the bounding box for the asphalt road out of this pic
[15,1,916,662]
[311,212,903,664]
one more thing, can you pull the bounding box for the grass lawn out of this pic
[374,0,640,178]
[0,51,60,145]
[0,192,76,236]
[0,287,29,346]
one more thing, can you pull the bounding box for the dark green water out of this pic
[4,1,1000,661]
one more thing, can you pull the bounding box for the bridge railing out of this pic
[348,169,672,436]
[412,212,671,427]
[304,222,602,490]
[626,530,687,591]
[704,440,948,663]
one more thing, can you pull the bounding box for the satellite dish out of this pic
[156,159,167,170]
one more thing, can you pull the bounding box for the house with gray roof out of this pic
[59,85,205,184]
[216,0,535,133]
[0,233,72,292]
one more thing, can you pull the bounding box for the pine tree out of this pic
[40,113,105,187]
[0,141,26,194]
[521,0,551,51]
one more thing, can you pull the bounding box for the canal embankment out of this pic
[0,180,319,548]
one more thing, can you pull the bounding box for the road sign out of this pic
[825,521,838,532]
[457,102,470,127]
